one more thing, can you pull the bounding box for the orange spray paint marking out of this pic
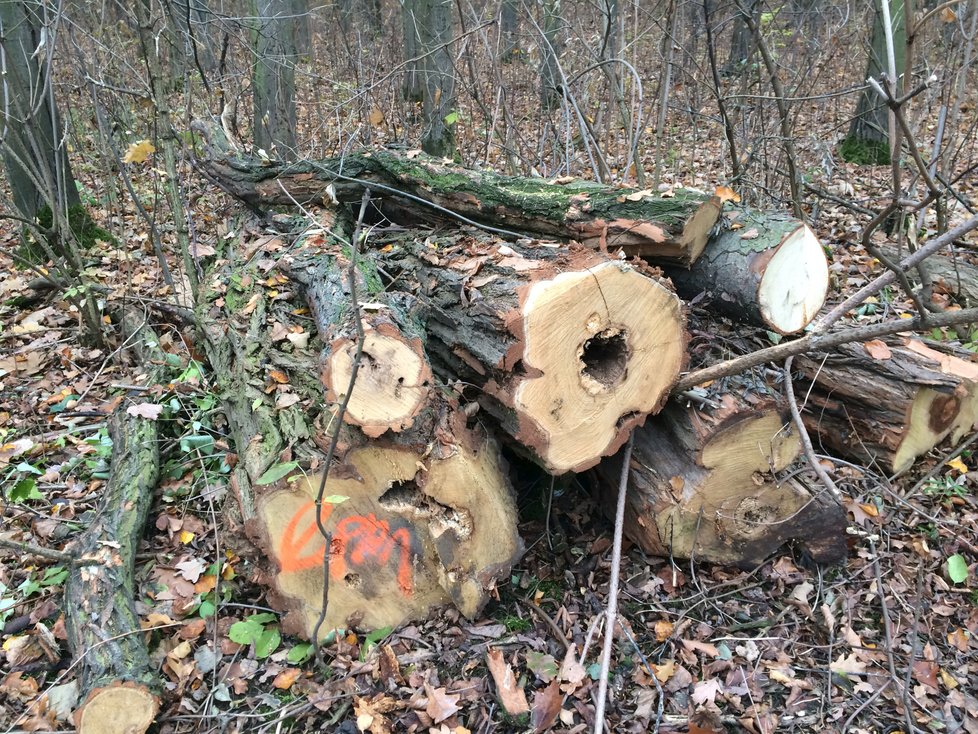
[278,501,335,572]
[276,502,416,596]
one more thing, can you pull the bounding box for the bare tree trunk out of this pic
[499,0,519,61]
[724,0,758,73]
[402,0,424,101]
[540,0,563,110]
[419,0,456,156]
[253,0,298,160]
[841,0,906,164]
[0,0,80,221]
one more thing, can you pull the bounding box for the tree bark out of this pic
[540,0,564,109]
[192,119,723,264]
[64,314,165,734]
[667,210,829,334]
[373,229,688,473]
[593,390,847,567]
[419,0,457,156]
[253,0,298,160]
[795,337,978,475]
[0,0,81,220]
[841,0,906,164]
[402,0,424,101]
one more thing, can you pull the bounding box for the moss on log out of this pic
[193,119,722,264]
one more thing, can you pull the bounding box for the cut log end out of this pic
[254,440,521,638]
[75,683,159,734]
[323,329,433,437]
[516,260,686,473]
[758,224,829,334]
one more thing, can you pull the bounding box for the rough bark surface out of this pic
[796,338,978,475]
[373,228,688,473]
[200,226,522,634]
[667,209,829,334]
[64,315,164,734]
[593,390,847,566]
[192,119,723,263]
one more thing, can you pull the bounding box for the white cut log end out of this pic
[516,261,685,473]
[758,225,829,334]
[326,330,432,437]
[75,684,158,734]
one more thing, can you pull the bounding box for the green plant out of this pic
[229,613,282,658]
[500,614,531,633]
[839,136,890,166]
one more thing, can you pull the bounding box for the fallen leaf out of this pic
[123,139,156,164]
[487,648,529,715]
[425,683,460,724]
[946,456,969,474]
[531,679,561,732]
[830,653,867,677]
[863,339,892,360]
[691,678,723,705]
[175,557,207,583]
[287,331,309,349]
[653,619,674,642]
[714,185,741,203]
[273,668,302,690]
[368,107,384,126]
[126,403,164,420]
[651,658,676,683]
[739,227,760,239]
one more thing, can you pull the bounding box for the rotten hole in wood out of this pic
[579,329,629,390]
[379,479,473,540]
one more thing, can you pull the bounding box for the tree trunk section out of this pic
[0,0,81,220]
[253,0,298,160]
[402,0,424,101]
[795,337,978,475]
[193,120,723,264]
[374,229,688,473]
[284,248,434,438]
[199,226,522,635]
[540,0,564,109]
[64,314,166,734]
[883,245,978,308]
[593,391,847,566]
[667,210,829,334]
[499,0,520,61]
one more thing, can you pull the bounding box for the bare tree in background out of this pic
[253,0,298,160]
[540,0,563,109]
[841,0,906,164]
[0,0,80,222]
[419,0,456,156]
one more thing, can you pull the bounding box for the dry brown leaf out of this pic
[487,648,529,715]
[863,339,892,360]
[425,683,461,724]
[368,108,384,127]
[714,185,741,203]
[126,403,164,420]
[653,619,674,642]
[739,228,760,239]
[273,668,302,690]
[268,369,289,384]
[691,678,723,705]
[830,653,867,676]
[123,139,156,164]
[531,679,562,733]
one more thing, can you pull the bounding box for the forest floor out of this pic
[3,35,978,734]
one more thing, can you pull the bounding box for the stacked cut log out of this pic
[593,385,847,567]
[666,209,830,335]
[200,231,522,638]
[795,337,978,475]
[191,123,858,639]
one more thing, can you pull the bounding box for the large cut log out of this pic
[254,428,521,639]
[668,210,829,334]
[284,245,433,438]
[64,314,164,734]
[192,119,723,264]
[373,228,688,473]
[795,338,978,475]
[199,225,521,634]
[593,389,847,566]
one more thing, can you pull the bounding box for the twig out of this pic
[783,356,842,500]
[310,191,372,658]
[0,537,91,566]
[869,538,917,734]
[593,434,635,734]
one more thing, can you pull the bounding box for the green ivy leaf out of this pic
[9,478,44,502]
[256,461,299,485]
[287,642,314,664]
[41,566,68,586]
[947,554,969,584]
[443,111,459,126]
[255,627,281,658]
[228,618,264,645]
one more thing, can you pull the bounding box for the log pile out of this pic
[191,123,977,637]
